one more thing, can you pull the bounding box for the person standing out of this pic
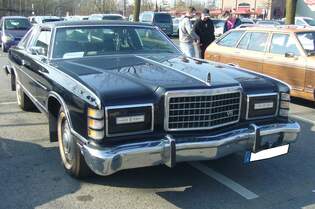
[179,6,200,57]
[193,8,215,59]
[223,11,241,33]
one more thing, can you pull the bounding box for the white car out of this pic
[295,17,315,26]
[64,16,89,21]
[89,14,125,21]
[30,16,63,24]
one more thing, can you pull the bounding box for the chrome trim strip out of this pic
[105,103,154,137]
[15,65,48,91]
[164,86,242,131]
[246,93,279,120]
[136,55,211,86]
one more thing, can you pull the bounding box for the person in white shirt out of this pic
[178,7,200,57]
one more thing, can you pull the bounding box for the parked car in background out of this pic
[205,26,315,101]
[64,16,89,21]
[294,17,315,27]
[256,20,281,26]
[89,14,125,21]
[30,16,63,24]
[0,16,31,52]
[212,19,225,37]
[240,18,255,25]
[172,17,180,36]
[140,12,173,36]
[5,21,299,178]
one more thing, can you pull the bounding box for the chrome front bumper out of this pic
[81,121,300,176]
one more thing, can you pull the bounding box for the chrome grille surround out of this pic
[164,86,242,131]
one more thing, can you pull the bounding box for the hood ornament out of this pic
[207,72,211,84]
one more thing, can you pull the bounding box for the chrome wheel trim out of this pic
[58,112,74,170]
[16,83,22,106]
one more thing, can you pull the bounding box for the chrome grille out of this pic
[165,88,241,131]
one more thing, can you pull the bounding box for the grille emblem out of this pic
[226,110,234,117]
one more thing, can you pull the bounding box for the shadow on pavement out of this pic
[291,97,315,109]
[0,137,81,209]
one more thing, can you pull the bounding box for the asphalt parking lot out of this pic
[0,51,315,209]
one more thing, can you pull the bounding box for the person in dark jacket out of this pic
[223,11,241,33]
[193,8,215,59]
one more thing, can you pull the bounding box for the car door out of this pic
[263,33,306,92]
[24,27,52,108]
[235,31,269,73]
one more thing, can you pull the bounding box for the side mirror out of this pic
[285,52,295,58]
[29,46,46,56]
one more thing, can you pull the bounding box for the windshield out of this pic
[296,32,315,55]
[42,18,61,23]
[154,14,172,23]
[102,16,123,20]
[303,18,315,26]
[53,26,179,59]
[4,18,31,30]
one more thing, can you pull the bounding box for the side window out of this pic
[295,19,305,26]
[247,32,269,52]
[217,31,244,47]
[34,30,52,56]
[237,32,251,49]
[270,33,300,56]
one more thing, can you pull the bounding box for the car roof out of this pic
[41,20,153,28]
[2,16,28,19]
[235,25,315,33]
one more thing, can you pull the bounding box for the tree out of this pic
[285,0,297,24]
[133,0,141,22]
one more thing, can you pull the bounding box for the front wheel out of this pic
[57,108,91,178]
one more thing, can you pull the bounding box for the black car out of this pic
[4,21,300,178]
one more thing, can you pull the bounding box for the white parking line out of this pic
[0,101,16,105]
[190,162,259,200]
[290,114,315,125]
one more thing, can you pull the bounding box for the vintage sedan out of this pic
[205,26,315,102]
[4,21,300,178]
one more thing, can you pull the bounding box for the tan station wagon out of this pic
[205,26,315,101]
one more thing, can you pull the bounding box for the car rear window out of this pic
[102,16,123,20]
[154,14,172,23]
[217,31,244,47]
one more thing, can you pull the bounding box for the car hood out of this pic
[4,29,29,39]
[51,54,279,106]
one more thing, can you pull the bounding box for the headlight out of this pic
[246,93,278,119]
[106,104,154,137]
[87,107,104,140]
[2,34,14,43]
[279,92,290,117]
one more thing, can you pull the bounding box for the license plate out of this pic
[244,144,289,163]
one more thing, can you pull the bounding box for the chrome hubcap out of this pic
[62,121,73,164]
